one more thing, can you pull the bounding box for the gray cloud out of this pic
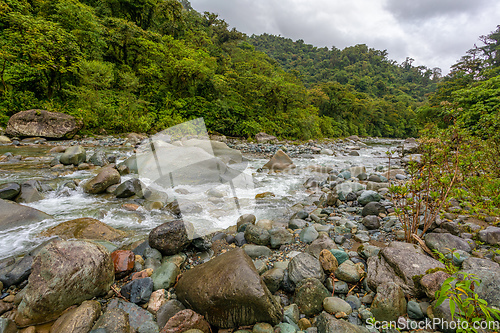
[189,0,500,73]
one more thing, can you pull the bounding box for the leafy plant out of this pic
[432,248,460,275]
[435,272,500,333]
[389,128,460,244]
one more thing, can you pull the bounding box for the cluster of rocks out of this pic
[2,128,500,332]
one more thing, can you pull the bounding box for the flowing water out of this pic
[0,139,401,259]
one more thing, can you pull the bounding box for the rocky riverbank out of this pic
[0,133,500,333]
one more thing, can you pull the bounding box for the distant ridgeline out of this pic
[1,0,494,139]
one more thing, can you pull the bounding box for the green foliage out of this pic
[0,0,433,138]
[432,248,460,275]
[389,127,460,243]
[435,273,500,333]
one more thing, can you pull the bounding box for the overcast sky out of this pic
[189,0,500,74]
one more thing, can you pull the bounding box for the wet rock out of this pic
[370,282,407,321]
[115,178,143,198]
[6,109,82,139]
[157,300,186,329]
[288,252,324,284]
[91,307,131,333]
[106,298,159,333]
[16,180,44,203]
[41,218,126,241]
[111,250,135,279]
[407,300,425,320]
[120,277,154,305]
[0,199,52,232]
[149,220,192,256]
[0,251,36,288]
[83,167,121,194]
[236,214,256,230]
[151,262,180,291]
[0,182,20,201]
[175,248,282,328]
[16,240,114,326]
[425,233,473,254]
[161,309,211,333]
[49,300,101,333]
[147,289,169,315]
[294,278,330,316]
[89,150,108,167]
[262,149,295,171]
[60,146,86,165]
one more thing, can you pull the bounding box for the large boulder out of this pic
[0,199,52,232]
[262,149,295,171]
[40,218,126,241]
[175,248,282,328]
[6,109,82,139]
[83,167,121,194]
[15,240,114,326]
[149,220,193,256]
[288,252,325,285]
[255,132,277,143]
[367,242,444,296]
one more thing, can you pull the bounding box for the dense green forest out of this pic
[0,0,498,141]
[0,0,443,139]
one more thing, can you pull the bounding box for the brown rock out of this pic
[0,301,13,316]
[147,289,168,314]
[49,300,101,333]
[298,318,312,330]
[262,149,295,171]
[83,168,121,194]
[420,270,450,299]
[6,109,82,139]
[160,309,210,333]
[122,203,140,211]
[40,218,126,241]
[319,249,339,274]
[176,248,282,328]
[131,268,153,280]
[91,307,130,333]
[111,250,135,279]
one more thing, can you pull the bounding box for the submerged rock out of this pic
[41,217,126,241]
[0,199,52,232]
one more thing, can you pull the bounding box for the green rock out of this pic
[274,323,297,333]
[330,249,349,265]
[151,262,179,290]
[323,297,352,315]
[371,282,407,322]
[299,226,319,244]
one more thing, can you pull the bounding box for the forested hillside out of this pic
[0,0,447,139]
